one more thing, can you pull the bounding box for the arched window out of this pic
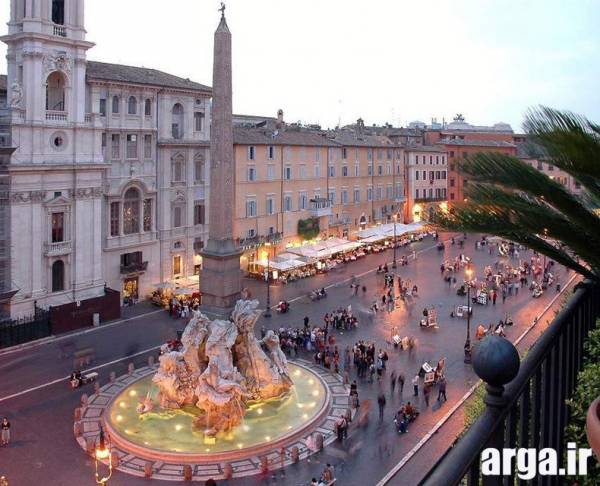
[52,0,65,25]
[46,72,66,111]
[128,96,137,115]
[171,154,185,183]
[144,99,152,117]
[172,103,184,139]
[123,188,140,235]
[112,96,120,114]
[52,260,65,292]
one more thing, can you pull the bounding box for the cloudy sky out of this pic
[1,0,599,131]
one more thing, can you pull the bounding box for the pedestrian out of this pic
[1,417,10,446]
[423,383,431,407]
[377,392,386,421]
[502,288,507,304]
[492,290,497,305]
[398,373,405,395]
[304,316,310,328]
[437,378,447,402]
[412,374,419,396]
[362,285,367,296]
[390,370,397,396]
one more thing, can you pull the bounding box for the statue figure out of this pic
[151,300,293,436]
[10,82,22,108]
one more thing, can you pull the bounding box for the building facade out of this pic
[404,146,448,222]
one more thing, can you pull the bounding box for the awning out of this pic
[287,238,359,259]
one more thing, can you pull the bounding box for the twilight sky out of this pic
[1,0,599,131]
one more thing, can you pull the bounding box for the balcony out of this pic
[46,111,68,122]
[328,216,351,227]
[53,25,67,37]
[44,241,72,257]
[120,261,149,275]
[236,232,283,250]
[310,198,332,217]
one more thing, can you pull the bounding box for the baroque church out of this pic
[0,0,212,319]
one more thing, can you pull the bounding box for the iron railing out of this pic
[420,281,600,486]
[0,306,51,349]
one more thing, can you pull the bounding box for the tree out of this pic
[435,107,600,282]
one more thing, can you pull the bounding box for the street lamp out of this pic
[264,242,272,318]
[464,265,473,364]
[392,213,398,269]
[94,425,112,486]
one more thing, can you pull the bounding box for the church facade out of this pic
[1,0,211,318]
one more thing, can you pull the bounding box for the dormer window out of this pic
[52,0,65,25]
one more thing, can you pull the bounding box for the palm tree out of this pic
[434,107,600,282]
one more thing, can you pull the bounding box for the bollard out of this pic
[147,355,155,367]
[223,463,233,479]
[260,456,269,474]
[128,363,135,374]
[111,451,120,468]
[291,446,299,463]
[73,421,82,437]
[144,462,153,478]
[80,393,89,407]
[183,464,193,481]
[109,371,116,383]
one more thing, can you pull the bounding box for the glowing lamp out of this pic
[272,270,278,280]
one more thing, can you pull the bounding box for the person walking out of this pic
[437,378,447,402]
[492,290,497,305]
[390,370,397,396]
[398,373,405,395]
[1,417,10,446]
[502,288,507,304]
[412,374,419,397]
[377,392,386,421]
[423,383,431,407]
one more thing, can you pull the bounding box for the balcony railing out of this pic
[414,196,446,203]
[420,282,600,486]
[236,232,283,249]
[44,241,72,257]
[310,198,333,217]
[46,111,68,122]
[53,25,67,37]
[120,261,149,275]
[329,216,351,227]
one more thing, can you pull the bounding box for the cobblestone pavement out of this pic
[0,233,575,486]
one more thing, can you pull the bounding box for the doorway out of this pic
[123,277,139,301]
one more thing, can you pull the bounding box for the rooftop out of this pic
[327,130,396,148]
[86,61,211,93]
[437,139,516,148]
[233,127,338,147]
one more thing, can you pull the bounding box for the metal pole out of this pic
[392,216,397,269]
[464,283,472,363]
[265,254,271,317]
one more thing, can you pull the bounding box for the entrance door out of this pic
[173,255,182,276]
[123,277,139,301]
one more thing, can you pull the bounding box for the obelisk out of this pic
[200,4,243,312]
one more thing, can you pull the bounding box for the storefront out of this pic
[123,277,139,301]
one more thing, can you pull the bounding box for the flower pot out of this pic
[586,396,600,458]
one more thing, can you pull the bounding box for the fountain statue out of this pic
[152,300,293,437]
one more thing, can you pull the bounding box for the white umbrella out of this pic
[155,282,176,290]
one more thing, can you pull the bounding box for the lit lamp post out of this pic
[264,242,272,318]
[94,425,112,486]
[542,228,548,276]
[464,265,473,364]
[392,213,398,269]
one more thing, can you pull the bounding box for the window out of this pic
[353,188,360,202]
[173,255,182,276]
[449,151,454,158]
[430,156,433,165]
[386,186,393,200]
[416,189,420,199]
[450,163,455,171]
[172,155,185,182]
[284,166,292,180]
[429,188,433,198]
[194,155,205,183]
[194,112,205,132]
[52,260,65,292]
[442,170,446,179]
[143,199,152,231]
[299,165,307,179]
[387,149,392,160]
[367,149,373,161]
[99,98,106,116]
[435,171,440,180]
[436,156,440,164]
[422,170,426,180]
[123,188,140,234]
[247,166,256,181]
[314,165,321,178]
[126,134,138,159]
[429,171,435,181]
[415,170,419,181]
[342,166,348,177]
[548,164,554,171]
[266,197,274,215]
[378,165,382,176]
[450,193,455,200]
[450,179,455,187]
[110,202,120,236]
[299,193,308,210]
[267,146,275,160]
[342,147,348,159]
[52,0,65,25]
[248,146,256,160]
[172,104,184,139]
[144,135,152,159]
[377,187,383,200]
[355,165,360,177]
[111,134,120,159]
[328,190,335,203]
[328,166,335,177]
[194,201,205,225]
[145,99,152,117]
[247,229,256,238]
[51,212,65,243]
[378,150,383,160]
[128,96,137,115]
[173,206,184,227]
[246,200,257,217]
[415,155,419,164]
[267,165,275,180]
[537,161,543,170]
[368,165,373,176]
[101,133,106,157]
[112,96,120,114]
[341,189,348,205]
[284,196,292,212]
[46,72,65,111]
[395,183,402,198]
[367,187,373,201]
[315,148,321,162]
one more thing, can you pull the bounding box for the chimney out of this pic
[276,109,284,129]
[357,118,365,137]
